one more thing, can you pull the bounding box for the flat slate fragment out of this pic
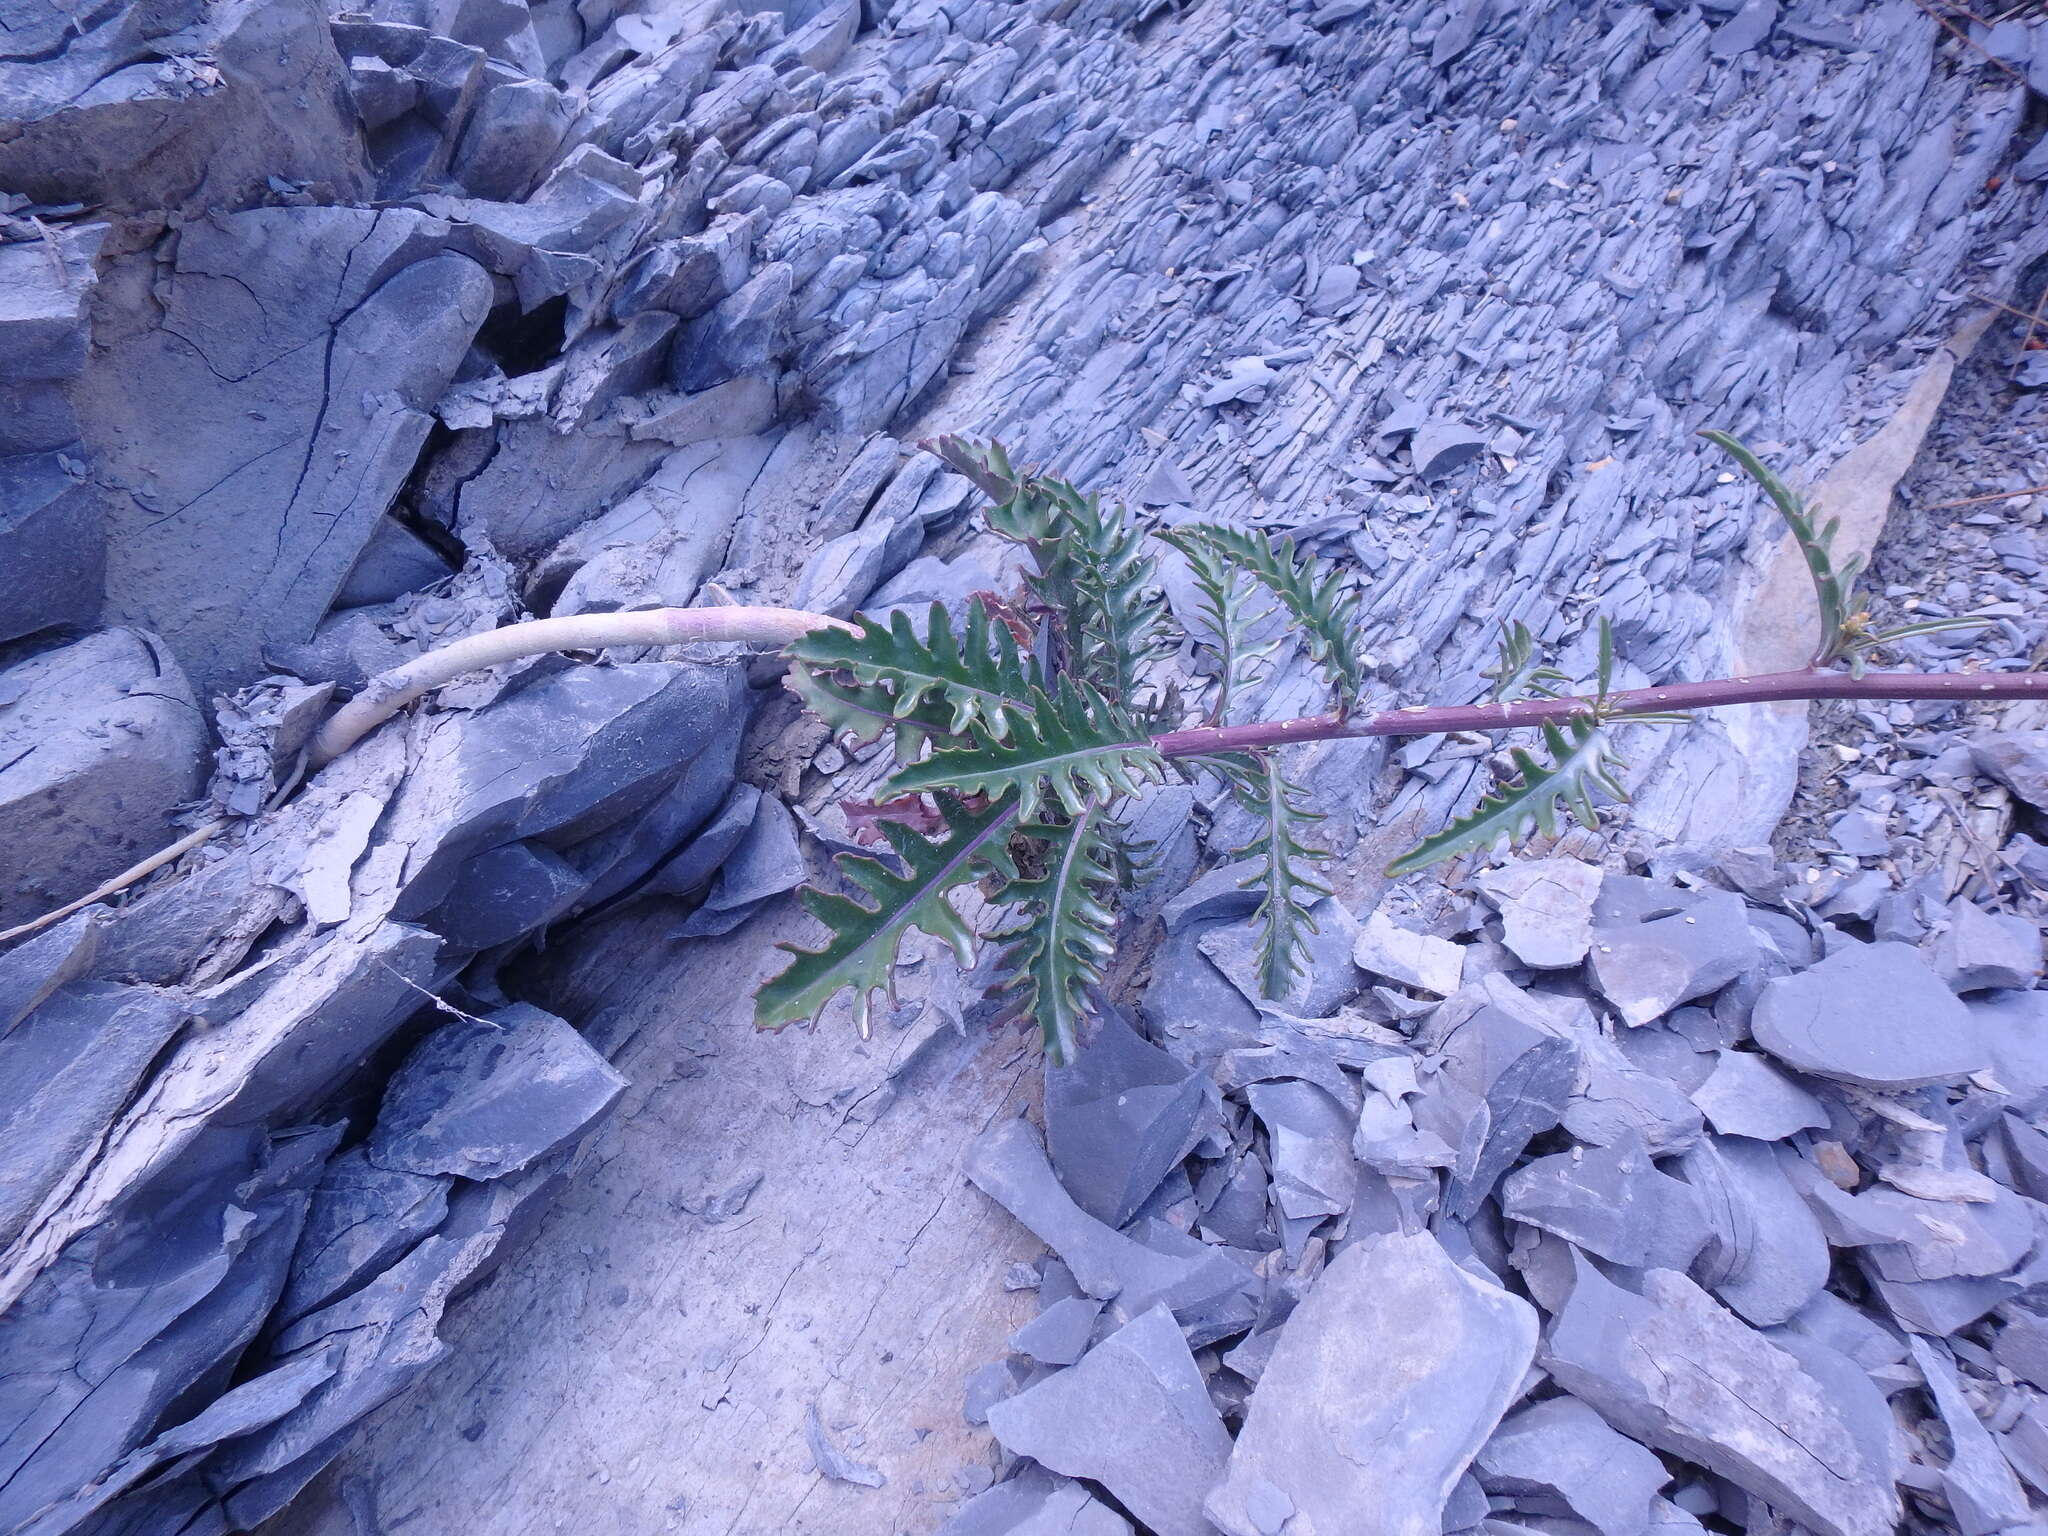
[1688,1050,1830,1140]
[986,1305,1229,1536]
[1206,1229,1537,1536]
[1476,1395,1670,1536]
[1475,858,1601,969]
[1749,941,1987,1088]
[1539,1255,1897,1536]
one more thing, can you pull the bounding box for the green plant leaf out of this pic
[886,676,1168,821]
[787,601,1040,742]
[987,798,1119,1064]
[1481,619,1567,704]
[755,794,1021,1037]
[1157,529,1280,726]
[1385,715,1628,877]
[1167,523,1367,715]
[1701,429,1863,667]
[1219,749,1332,997]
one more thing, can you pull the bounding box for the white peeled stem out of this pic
[307,605,853,768]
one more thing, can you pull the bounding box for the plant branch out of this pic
[1149,667,2048,756]
[308,606,854,767]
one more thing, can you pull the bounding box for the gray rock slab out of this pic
[88,208,493,694]
[1678,1136,1830,1328]
[1045,1006,1215,1229]
[986,1304,1229,1536]
[1539,1256,1897,1536]
[1586,881,1756,1027]
[1502,1132,1707,1271]
[274,1147,451,1326]
[938,1465,1133,1535]
[1995,1309,2048,1389]
[1476,1396,1669,1536]
[1476,859,1602,969]
[1206,1229,1538,1536]
[1246,1078,1359,1222]
[1413,991,1579,1219]
[1927,901,2043,993]
[964,1118,1249,1318]
[1971,731,2048,811]
[1750,941,1987,1088]
[1354,908,1464,995]
[1009,1296,1103,1367]
[0,627,208,928]
[369,1003,627,1181]
[0,454,103,649]
[1688,1050,1829,1140]
[425,839,589,950]
[0,908,105,1033]
[1908,1336,2031,1536]
[0,982,188,1251]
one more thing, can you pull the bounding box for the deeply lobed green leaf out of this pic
[987,800,1120,1064]
[886,675,1168,821]
[755,794,1021,1037]
[1165,523,1367,715]
[788,601,1041,743]
[1385,715,1628,877]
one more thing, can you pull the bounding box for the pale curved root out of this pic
[307,605,853,768]
[0,605,851,951]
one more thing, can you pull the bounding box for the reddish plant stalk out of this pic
[1150,667,2048,757]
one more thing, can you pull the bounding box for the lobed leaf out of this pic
[1217,749,1333,998]
[1701,430,1863,667]
[1385,715,1629,877]
[754,794,1021,1037]
[1156,529,1280,726]
[986,798,1120,1064]
[1166,523,1368,715]
[1482,619,1567,704]
[885,676,1168,821]
[787,601,1041,743]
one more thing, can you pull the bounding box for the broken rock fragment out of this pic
[1539,1256,1897,1536]
[1475,858,1602,969]
[1687,1050,1830,1141]
[1585,878,1756,1027]
[1206,1229,1538,1536]
[1749,941,1987,1089]
[1475,1395,1670,1536]
[1353,908,1464,996]
[986,1305,1229,1536]
[369,1003,628,1181]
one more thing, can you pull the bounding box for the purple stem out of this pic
[1149,667,2048,757]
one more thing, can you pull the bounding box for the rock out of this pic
[336,515,453,608]
[1749,941,1987,1088]
[1687,1050,1830,1140]
[89,210,494,694]
[1411,420,1490,480]
[804,1403,885,1488]
[1207,1229,1538,1536]
[1995,1309,2048,1389]
[1411,986,1579,1218]
[1009,1296,1103,1367]
[672,792,807,937]
[1908,1337,2031,1536]
[1678,1136,1831,1328]
[0,0,368,213]
[938,1465,1133,1535]
[1585,879,1757,1027]
[1045,1007,1214,1229]
[1476,1396,1670,1536]
[0,628,208,929]
[369,1003,627,1181]
[0,982,188,1250]
[1245,1078,1358,1221]
[1539,1256,1897,1536]
[0,908,106,1033]
[963,1118,1250,1319]
[1475,858,1602,969]
[1353,908,1464,995]
[1971,731,2048,811]
[1926,901,2043,993]
[1501,1132,1707,1270]
[962,1358,1030,1426]
[425,839,589,950]
[986,1305,1230,1536]
[274,1148,450,1324]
